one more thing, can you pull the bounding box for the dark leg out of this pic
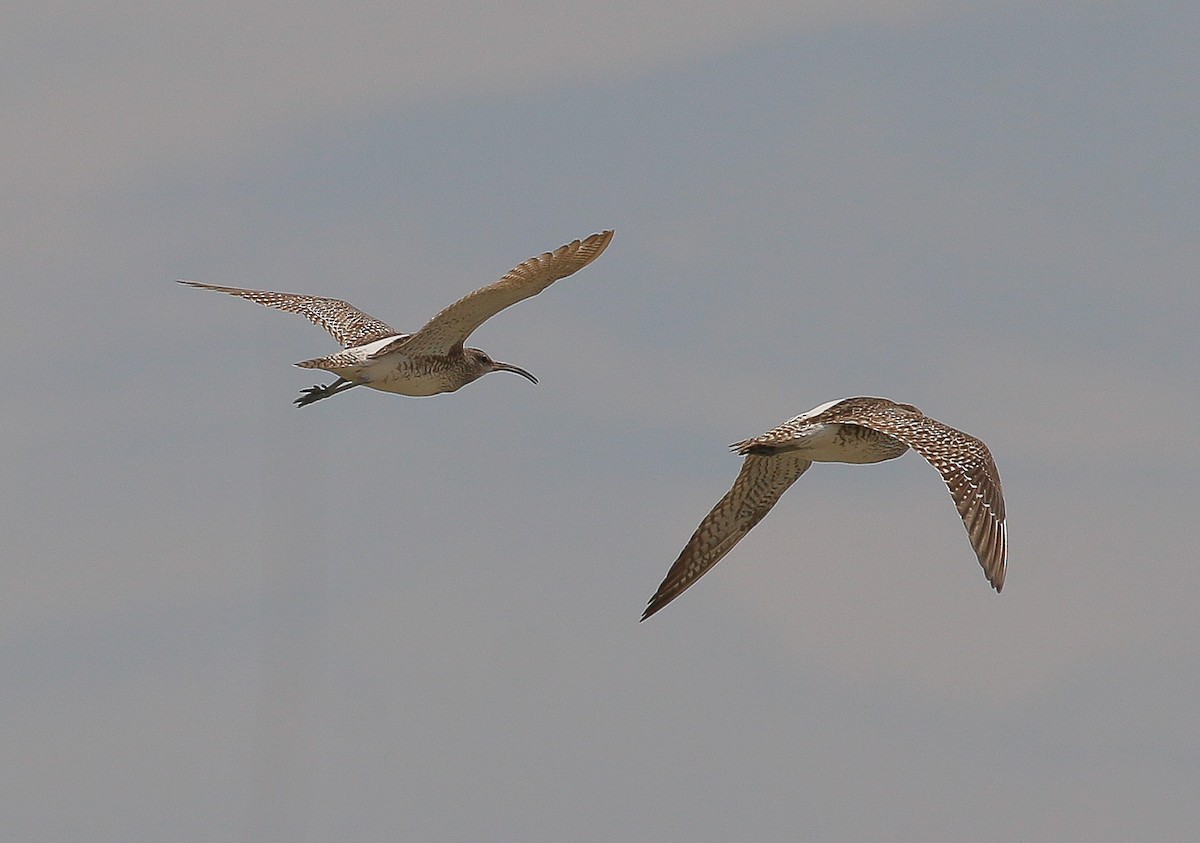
[294,377,361,407]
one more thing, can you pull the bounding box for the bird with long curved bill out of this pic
[179,231,613,406]
[642,397,1007,620]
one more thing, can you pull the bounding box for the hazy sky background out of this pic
[4,1,1198,840]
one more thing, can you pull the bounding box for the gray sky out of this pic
[4,1,1198,840]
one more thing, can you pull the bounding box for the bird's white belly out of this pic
[371,368,455,397]
[801,423,908,464]
[326,352,459,397]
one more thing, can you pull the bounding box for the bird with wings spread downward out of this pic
[642,397,1007,620]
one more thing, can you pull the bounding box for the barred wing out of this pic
[376,231,614,358]
[643,453,812,620]
[177,280,399,348]
[816,398,1007,591]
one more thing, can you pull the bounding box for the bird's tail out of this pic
[294,353,340,370]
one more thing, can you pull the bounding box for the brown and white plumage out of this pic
[178,231,613,405]
[172,283,402,349]
[375,233,618,358]
[642,397,1007,620]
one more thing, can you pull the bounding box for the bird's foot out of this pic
[295,383,336,407]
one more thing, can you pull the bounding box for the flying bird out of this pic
[642,397,1006,620]
[179,230,613,406]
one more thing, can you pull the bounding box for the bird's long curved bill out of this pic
[493,362,538,384]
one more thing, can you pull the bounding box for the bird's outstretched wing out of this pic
[176,280,399,348]
[642,452,813,620]
[372,230,614,359]
[814,398,1007,591]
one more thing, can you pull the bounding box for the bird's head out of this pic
[464,347,538,385]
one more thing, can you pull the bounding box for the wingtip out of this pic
[639,584,678,622]
[991,567,1006,593]
[584,229,615,255]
